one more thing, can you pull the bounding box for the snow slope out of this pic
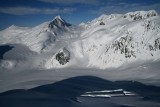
[78,10,160,68]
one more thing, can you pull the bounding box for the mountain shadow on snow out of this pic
[0,76,160,107]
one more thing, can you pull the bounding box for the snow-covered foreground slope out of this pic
[1,76,160,107]
[0,10,160,92]
[0,60,160,93]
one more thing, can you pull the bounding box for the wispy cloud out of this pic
[37,0,99,5]
[0,7,76,15]
[91,3,160,15]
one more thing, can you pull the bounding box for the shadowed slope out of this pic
[0,76,160,107]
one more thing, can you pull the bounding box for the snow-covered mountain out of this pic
[1,10,160,93]
[0,10,160,70]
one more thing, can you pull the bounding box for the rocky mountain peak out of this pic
[48,16,71,29]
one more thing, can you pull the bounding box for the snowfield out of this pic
[0,10,160,93]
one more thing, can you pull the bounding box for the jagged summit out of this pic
[54,16,64,22]
[48,15,71,29]
[124,10,158,21]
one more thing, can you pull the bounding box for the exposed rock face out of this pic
[155,38,160,50]
[55,48,70,65]
[100,22,105,25]
[112,35,135,58]
[104,34,136,59]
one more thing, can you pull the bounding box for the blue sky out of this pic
[0,0,160,30]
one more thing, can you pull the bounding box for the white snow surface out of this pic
[0,10,160,93]
[81,89,136,98]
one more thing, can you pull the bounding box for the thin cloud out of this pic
[91,3,160,15]
[0,7,76,15]
[37,0,99,5]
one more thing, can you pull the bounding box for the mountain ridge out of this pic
[0,10,160,69]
